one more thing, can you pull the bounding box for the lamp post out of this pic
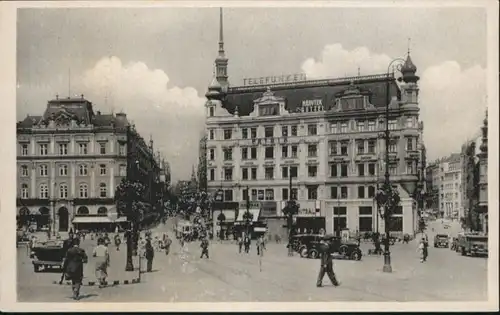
[375,58,405,273]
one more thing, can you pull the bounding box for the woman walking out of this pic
[417,238,426,263]
[93,238,110,288]
[62,238,88,300]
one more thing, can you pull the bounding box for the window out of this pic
[406,117,414,128]
[265,126,274,138]
[20,165,29,177]
[257,190,265,201]
[368,163,376,176]
[291,125,298,136]
[359,217,373,232]
[281,146,288,158]
[358,186,365,198]
[406,137,414,151]
[224,168,233,180]
[39,165,48,176]
[250,147,257,159]
[240,147,248,160]
[389,164,398,175]
[307,186,318,200]
[209,129,216,140]
[291,146,298,158]
[21,183,29,199]
[119,164,126,176]
[358,163,365,176]
[118,143,125,156]
[265,147,274,159]
[390,216,403,232]
[368,186,375,198]
[340,141,348,155]
[406,161,414,174]
[356,140,365,154]
[330,123,338,134]
[308,124,317,135]
[241,128,248,139]
[21,144,28,156]
[79,164,88,176]
[330,186,338,199]
[368,120,376,131]
[330,164,338,177]
[340,186,348,199]
[340,122,348,133]
[388,119,397,130]
[224,190,233,201]
[282,188,289,200]
[340,164,348,177]
[282,166,289,179]
[223,129,232,140]
[99,183,107,198]
[333,207,347,232]
[223,148,233,161]
[291,188,298,200]
[265,167,274,180]
[59,143,68,155]
[368,139,376,153]
[290,166,298,178]
[79,183,88,198]
[100,164,107,175]
[59,183,68,199]
[308,165,317,177]
[329,141,337,156]
[209,169,215,181]
[99,143,106,154]
[39,144,48,156]
[282,126,288,137]
[209,107,214,117]
[251,168,257,180]
[250,128,257,139]
[308,144,317,157]
[388,140,398,153]
[209,149,215,160]
[59,164,68,176]
[39,184,48,199]
[251,189,258,201]
[265,189,274,200]
[242,168,249,180]
[357,121,365,132]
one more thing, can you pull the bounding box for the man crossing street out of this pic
[316,235,340,288]
[200,237,209,259]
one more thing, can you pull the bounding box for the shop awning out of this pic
[236,209,260,222]
[72,216,128,224]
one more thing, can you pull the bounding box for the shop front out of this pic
[72,215,128,232]
[212,201,238,240]
[234,201,261,239]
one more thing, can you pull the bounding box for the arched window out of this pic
[77,206,89,215]
[59,164,68,176]
[39,164,48,176]
[20,165,29,177]
[39,184,48,199]
[97,207,107,215]
[21,183,29,199]
[79,183,88,198]
[59,183,68,199]
[99,183,107,198]
[79,164,88,176]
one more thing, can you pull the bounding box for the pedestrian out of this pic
[114,233,121,251]
[418,238,426,263]
[316,236,340,287]
[256,236,261,256]
[200,237,209,259]
[164,234,172,256]
[153,235,160,251]
[93,238,110,288]
[104,233,111,247]
[260,235,266,251]
[244,235,251,254]
[144,239,155,272]
[61,237,88,300]
[423,235,429,261]
[237,236,243,253]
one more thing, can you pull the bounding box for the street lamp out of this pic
[374,57,405,273]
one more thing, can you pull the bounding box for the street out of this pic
[17,219,487,302]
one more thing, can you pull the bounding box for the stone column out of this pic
[70,200,75,231]
[90,162,96,197]
[31,163,36,198]
[50,161,56,199]
[50,136,55,155]
[109,161,115,198]
[70,136,75,155]
[30,138,35,155]
[70,161,76,197]
[50,200,56,237]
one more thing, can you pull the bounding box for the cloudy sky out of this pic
[16,5,488,181]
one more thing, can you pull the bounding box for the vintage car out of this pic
[293,234,362,261]
[456,233,488,257]
[30,240,66,272]
[433,234,450,248]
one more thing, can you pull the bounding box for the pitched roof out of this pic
[17,115,42,128]
[221,74,400,116]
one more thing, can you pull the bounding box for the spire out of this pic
[218,7,225,58]
[479,109,488,155]
[215,7,229,89]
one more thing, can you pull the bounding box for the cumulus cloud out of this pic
[81,56,206,181]
[301,43,486,160]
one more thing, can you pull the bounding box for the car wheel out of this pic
[339,245,348,256]
[33,265,40,273]
[350,250,362,261]
[299,246,309,258]
[309,249,319,259]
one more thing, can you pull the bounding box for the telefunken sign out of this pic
[243,73,307,86]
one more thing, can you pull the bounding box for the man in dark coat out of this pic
[316,236,340,287]
[145,239,155,272]
[200,237,209,259]
[62,238,88,300]
[244,236,251,254]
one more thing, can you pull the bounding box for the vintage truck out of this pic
[456,233,488,257]
[30,240,66,272]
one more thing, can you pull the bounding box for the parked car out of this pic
[293,234,362,261]
[456,233,488,257]
[433,234,449,248]
[30,240,65,272]
[288,234,324,258]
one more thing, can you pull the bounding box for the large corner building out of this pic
[204,9,425,237]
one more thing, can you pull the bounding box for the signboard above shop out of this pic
[243,73,307,86]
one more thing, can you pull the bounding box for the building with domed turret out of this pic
[203,8,426,238]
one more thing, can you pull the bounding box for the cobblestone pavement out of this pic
[17,220,488,302]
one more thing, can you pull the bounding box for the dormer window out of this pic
[253,87,285,117]
[259,104,279,116]
[340,97,365,111]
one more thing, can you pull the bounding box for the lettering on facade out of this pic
[243,73,307,86]
[301,99,323,107]
[239,201,261,209]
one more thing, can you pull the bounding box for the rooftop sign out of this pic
[243,73,307,86]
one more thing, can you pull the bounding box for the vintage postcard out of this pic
[0,0,498,312]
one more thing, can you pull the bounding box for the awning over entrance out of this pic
[236,209,261,222]
[72,216,128,224]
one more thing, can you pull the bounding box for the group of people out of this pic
[237,235,266,255]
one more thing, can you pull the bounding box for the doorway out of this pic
[58,207,69,232]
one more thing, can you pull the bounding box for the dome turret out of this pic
[205,71,222,99]
[401,53,420,83]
